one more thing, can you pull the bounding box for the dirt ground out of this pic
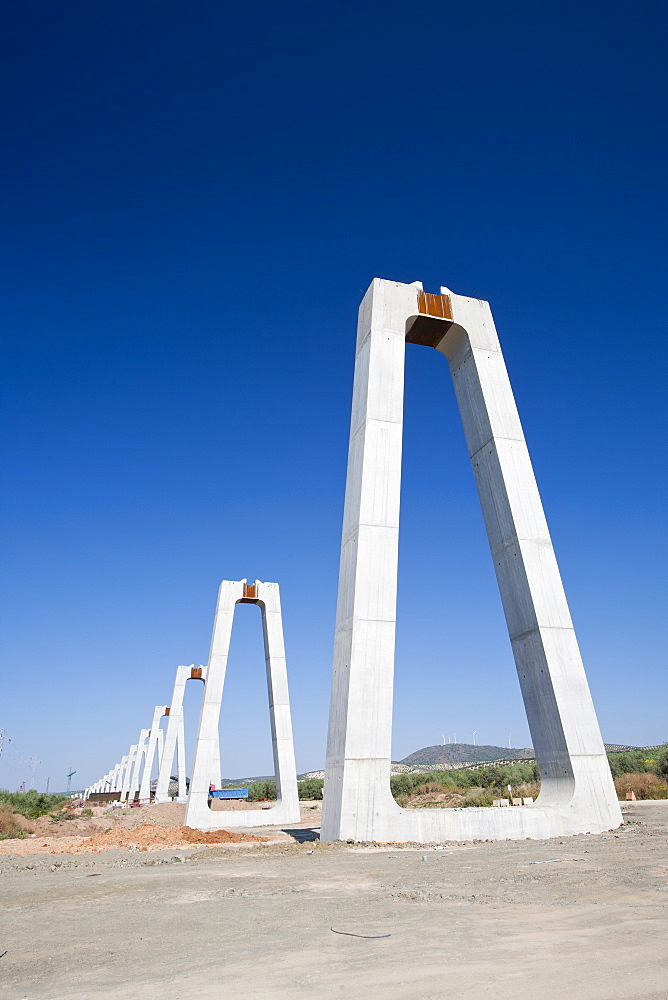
[0,801,319,855]
[1,801,667,1000]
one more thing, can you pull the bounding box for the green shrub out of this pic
[297,779,323,800]
[607,745,668,778]
[655,746,668,776]
[390,771,459,798]
[390,761,540,803]
[247,781,277,801]
[0,790,68,820]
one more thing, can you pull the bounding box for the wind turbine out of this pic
[442,734,446,745]
[472,731,477,746]
[66,768,76,795]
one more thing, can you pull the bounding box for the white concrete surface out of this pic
[154,664,217,804]
[185,579,300,830]
[109,763,121,792]
[154,666,191,803]
[130,729,150,801]
[114,756,129,794]
[138,706,168,803]
[119,745,138,802]
[321,278,621,843]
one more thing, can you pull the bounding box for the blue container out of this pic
[210,788,249,799]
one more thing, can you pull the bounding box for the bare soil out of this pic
[0,823,267,855]
[0,801,666,1000]
[407,791,467,807]
[0,801,318,855]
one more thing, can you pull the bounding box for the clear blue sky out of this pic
[1,1,666,791]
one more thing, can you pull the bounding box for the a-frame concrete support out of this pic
[321,278,621,843]
[138,706,168,803]
[154,664,212,804]
[126,730,149,802]
[120,745,138,802]
[185,580,300,830]
[114,755,129,794]
[109,763,121,792]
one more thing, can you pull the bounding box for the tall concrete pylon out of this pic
[154,664,211,804]
[138,706,168,803]
[114,755,129,794]
[126,731,149,802]
[120,745,138,802]
[321,278,622,843]
[185,580,300,830]
[109,763,121,792]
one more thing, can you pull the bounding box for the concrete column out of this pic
[176,713,186,799]
[321,279,412,842]
[155,665,208,804]
[128,730,149,801]
[115,755,129,795]
[436,293,620,826]
[120,745,138,802]
[155,666,188,803]
[138,706,169,803]
[210,719,221,790]
[111,763,122,792]
[321,278,621,843]
[184,579,300,830]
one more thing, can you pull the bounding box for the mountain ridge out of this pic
[399,744,534,767]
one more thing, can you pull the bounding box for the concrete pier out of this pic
[119,745,138,803]
[154,666,191,803]
[185,579,300,830]
[321,278,621,843]
[138,706,168,803]
[114,755,129,795]
[127,730,149,802]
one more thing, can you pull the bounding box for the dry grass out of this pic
[512,782,540,800]
[395,779,543,810]
[614,772,668,800]
[0,806,31,840]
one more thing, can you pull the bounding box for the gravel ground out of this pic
[1,802,666,1000]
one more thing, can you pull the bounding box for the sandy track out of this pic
[1,802,666,1000]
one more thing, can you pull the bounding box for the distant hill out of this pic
[219,775,274,786]
[399,744,535,767]
[398,742,655,770]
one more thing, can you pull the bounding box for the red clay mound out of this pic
[80,824,268,851]
[0,823,270,855]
